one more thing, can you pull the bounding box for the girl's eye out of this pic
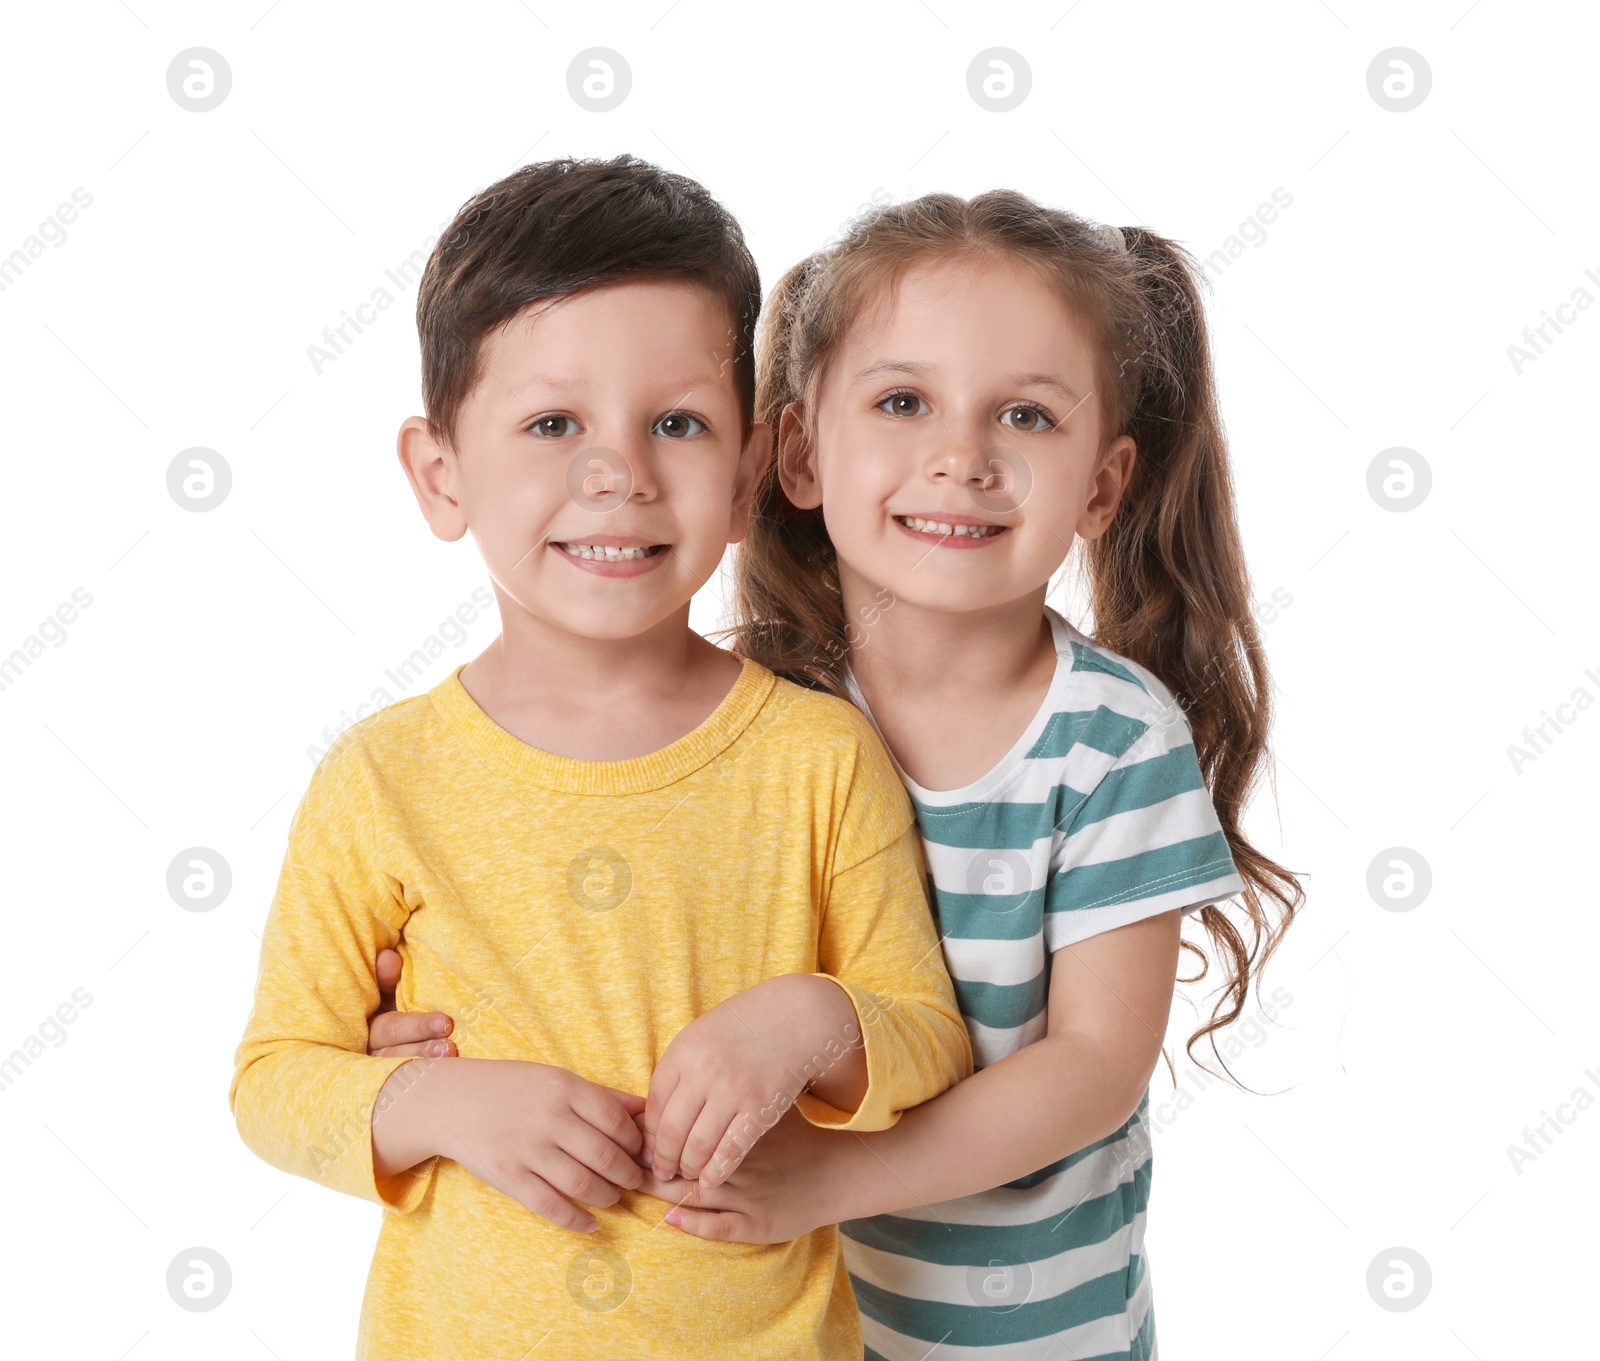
[528,414,578,438]
[1000,404,1056,433]
[877,389,929,418]
[653,411,706,439]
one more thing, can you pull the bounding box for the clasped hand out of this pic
[369,951,858,1239]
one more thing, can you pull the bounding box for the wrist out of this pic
[371,1055,453,1176]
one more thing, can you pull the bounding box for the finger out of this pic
[678,1101,737,1183]
[663,1206,748,1242]
[541,1148,626,1211]
[369,1038,458,1060]
[368,1008,454,1054]
[700,1114,763,1189]
[573,1086,645,1158]
[507,1168,597,1233]
[601,1085,648,1118]
[650,1088,706,1182]
[374,948,403,1006]
[641,1064,679,1144]
[633,1167,699,1203]
[564,1124,645,1192]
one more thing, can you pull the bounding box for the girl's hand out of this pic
[368,946,458,1058]
[637,1106,851,1244]
[641,974,865,1187]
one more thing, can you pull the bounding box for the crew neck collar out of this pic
[429,655,776,795]
[846,608,1077,806]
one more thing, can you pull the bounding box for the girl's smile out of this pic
[891,512,1010,548]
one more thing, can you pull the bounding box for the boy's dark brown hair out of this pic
[415,154,760,447]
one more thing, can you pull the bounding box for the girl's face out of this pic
[782,254,1135,618]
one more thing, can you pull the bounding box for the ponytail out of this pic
[1085,228,1305,1076]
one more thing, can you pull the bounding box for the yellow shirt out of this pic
[229,656,971,1360]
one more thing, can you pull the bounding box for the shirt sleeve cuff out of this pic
[324,1054,442,1212]
[793,976,900,1133]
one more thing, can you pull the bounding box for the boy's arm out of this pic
[801,815,973,1134]
[228,739,439,1211]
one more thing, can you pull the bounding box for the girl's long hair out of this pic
[730,191,1304,1079]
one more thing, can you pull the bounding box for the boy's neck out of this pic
[459,600,744,762]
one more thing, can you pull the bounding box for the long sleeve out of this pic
[799,744,973,1133]
[227,735,439,1211]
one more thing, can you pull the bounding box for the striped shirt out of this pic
[841,609,1245,1360]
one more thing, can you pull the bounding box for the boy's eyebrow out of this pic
[852,359,1081,404]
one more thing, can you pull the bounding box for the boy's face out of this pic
[401,279,769,643]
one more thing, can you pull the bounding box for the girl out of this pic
[373,190,1302,1359]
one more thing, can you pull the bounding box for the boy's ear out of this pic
[775,404,822,510]
[727,419,774,545]
[1076,433,1136,542]
[397,415,470,542]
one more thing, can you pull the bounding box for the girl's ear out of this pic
[397,415,470,542]
[1076,433,1137,541]
[776,403,823,510]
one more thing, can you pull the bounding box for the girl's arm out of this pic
[653,907,1182,1241]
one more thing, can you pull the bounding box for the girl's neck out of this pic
[841,569,1058,791]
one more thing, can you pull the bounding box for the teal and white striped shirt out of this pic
[842,609,1244,1360]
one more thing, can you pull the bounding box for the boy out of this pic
[228,155,971,1360]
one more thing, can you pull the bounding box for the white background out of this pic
[1,2,1594,1358]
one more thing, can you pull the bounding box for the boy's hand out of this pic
[642,974,865,1188]
[369,946,458,1058]
[636,1106,848,1244]
[425,1057,648,1233]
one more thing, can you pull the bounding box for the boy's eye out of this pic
[1000,404,1056,432]
[653,411,706,439]
[528,414,579,438]
[877,390,928,418]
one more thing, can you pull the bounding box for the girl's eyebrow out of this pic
[852,358,1081,405]
[1007,371,1081,403]
[851,358,932,383]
